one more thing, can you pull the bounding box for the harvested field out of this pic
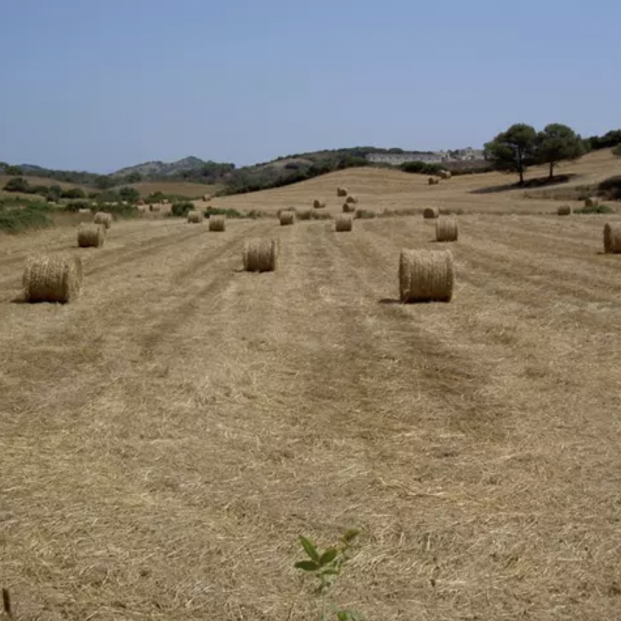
[1,203,621,620]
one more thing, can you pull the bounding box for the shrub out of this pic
[0,201,54,233]
[63,200,91,213]
[3,177,31,193]
[119,186,140,203]
[598,175,621,201]
[47,185,63,201]
[171,201,195,217]
[613,144,621,158]
[400,161,445,176]
[61,187,85,199]
[204,206,244,219]
[575,203,616,214]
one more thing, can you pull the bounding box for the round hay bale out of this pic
[162,198,170,204]
[187,210,204,223]
[209,215,226,231]
[77,223,105,248]
[428,177,440,185]
[557,205,573,216]
[345,195,358,205]
[342,202,356,213]
[603,223,621,253]
[23,254,83,304]
[203,194,212,202]
[337,187,348,197]
[150,204,160,212]
[423,207,439,219]
[243,239,278,272]
[436,218,458,242]
[78,208,91,215]
[399,249,454,303]
[137,198,145,206]
[279,211,295,226]
[93,212,112,229]
[313,199,326,209]
[438,170,452,180]
[585,197,599,208]
[335,215,353,232]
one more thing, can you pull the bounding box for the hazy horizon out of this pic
[1,0,619,173]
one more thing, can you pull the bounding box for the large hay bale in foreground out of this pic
[209,215,226,231]
[585,197,599,208]
[187,210,204,223]
[399,249,454,303]
[557,205,573,216]
[93,212,112,229]
[243,239,278,272]
[77,223,105,248]
[23,254,83,304]
[279,211,295,226]
[603,223,621,253]
[337,187,348,197]
[436,218,458,242]
[423,207,439,219]
[335,215,353,232]
[342,202,356,213]
[313,199,326,209]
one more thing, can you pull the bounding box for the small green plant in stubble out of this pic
[295,529,363,621]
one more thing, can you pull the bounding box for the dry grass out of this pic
[243,237,278,271]
[399,248,454,302]
[208,215,226,232]
[335,214,353,232]
[127,180,221,199]
[22,253,82,303]
[93,212,112,229]
[2,195,621,620]
[77,223,105,248]
[435,217,459,242]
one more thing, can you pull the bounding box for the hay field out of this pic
[210,149,621,216]
[128,180,220,199]
[1,176,621,620]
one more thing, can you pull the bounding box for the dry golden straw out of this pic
[77,223,105,248]
[188,210,204,223]
[585,197,599,208]
[557,205,573,216]
[279,211,294,226]
[603,223,621,253]
[243,239,278,272]
[428,177,440,185]
[337,187,348,197]
[23,254,83,304]
[436,218,459,242]
[335,215,353,232]
[439,170,452,180]
[423,207,439,219]
[209,215,226,231]
[93,212,112,229]
[399,249,454,303]
[313,199,326,209]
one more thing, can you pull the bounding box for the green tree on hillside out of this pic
[537,123,584,179]
[484,123,538,185]
[119,186,140,203]
[5,165,24,176]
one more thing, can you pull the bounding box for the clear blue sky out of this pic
[0,0,619,173]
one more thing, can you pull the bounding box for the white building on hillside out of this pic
[366,152,446,166]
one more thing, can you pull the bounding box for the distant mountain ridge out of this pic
[111,156,209,178]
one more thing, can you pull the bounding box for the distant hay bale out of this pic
[93,212,112,229]
[345,195,358,204]
[423,207,439,219]
[557,205,573,216]
[203,194,212,202]
[279,211,295,226]
[137,198,145,206]
[428,177,440,185]
[209,215,226,231]
[187,210,204,223]
[23,254,83,304]
[436,218,458,242]
[243,238,278,272]
[111,202,119,207]
[585,197,599,208]
[313,199,326,209]
[438,170,452,180]
[77,223,105,248]
[78,208,91,215]
[603,223,621,253]
[399,249,454,303]
[150,204,160,212]
[162,198,170,204]
[342,202,356,213]
[337,187,348,197]
[335,215,353,232]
